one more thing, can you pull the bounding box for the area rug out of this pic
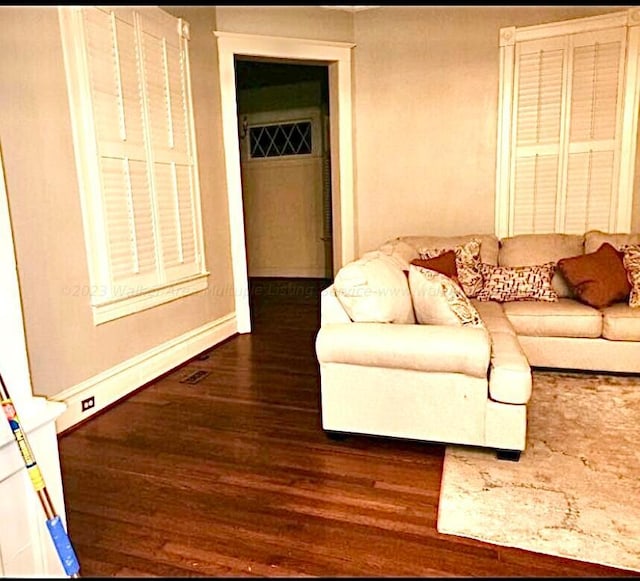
[437,370,640,573]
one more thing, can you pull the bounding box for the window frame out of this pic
[58,6,209,325]
[495,8,640,238]
[240,107,322,162]
[248,120,313,159]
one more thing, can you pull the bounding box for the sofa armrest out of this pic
[321,285,352,325]
[315,322,490,378]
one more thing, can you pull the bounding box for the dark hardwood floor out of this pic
[57,277,636,577]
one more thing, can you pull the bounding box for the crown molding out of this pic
[319,6,381,12]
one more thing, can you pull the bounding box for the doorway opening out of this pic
[234,58,332,327]
[214,31,355,334]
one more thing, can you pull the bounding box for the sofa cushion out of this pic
[472,300,517,336]
[398,233,500,265]
[410,250,459,284]
[557,242,630,309]
[623,244,640,308]
[418,238,484,298]
[487,331,532,405]
[377,238,420,270]
[601,302,640,341]
[476,262,558,302]
[472,293,530,405]
[333,251,415,324]
[502,298,602,338]
[499,233,584,297]
[408,265,485,328]
[584,230,640,254]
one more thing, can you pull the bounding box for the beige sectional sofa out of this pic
[495,231,640,373]
[315,230,640,461]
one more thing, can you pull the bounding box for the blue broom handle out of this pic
[0,373,80,577]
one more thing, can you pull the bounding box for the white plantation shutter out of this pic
[140,12,200,279]
[83,8,159,292]
[137,9,200,283]
[101,158,157,286]
[564,150,615,233]
[563,29,625,234]
[59,6,207,323]
[496,10,640,238]
[512,155,559,233]
[511,37,565,234]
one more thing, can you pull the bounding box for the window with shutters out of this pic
[58,6,208,324]
[495,9,640,238]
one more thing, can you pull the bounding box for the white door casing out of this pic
[214,31,356,333]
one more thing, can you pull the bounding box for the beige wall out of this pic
[0,6,234,398]
[634,121,640,233]
[215,6,354,43]
[1,5,638,400]
[353,6,631,253]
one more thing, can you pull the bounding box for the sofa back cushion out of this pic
[399,233,500,266]
[333,251,416,324]
[584,230,640,254]
[376,238,420,270]
[498,233,584,298]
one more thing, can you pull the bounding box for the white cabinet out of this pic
[0,399,68,577]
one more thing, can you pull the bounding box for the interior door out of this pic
[239,107,328,278]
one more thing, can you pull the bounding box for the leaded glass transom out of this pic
[249,121,312,158]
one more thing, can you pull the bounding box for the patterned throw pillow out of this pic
[418,238,483,298]
[408,265,486,328]
[476,262,559,303]
[623,244,640,308]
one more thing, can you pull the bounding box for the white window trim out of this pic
[58,7,209,324]
[495,7,640,238]
[91,273,209,325]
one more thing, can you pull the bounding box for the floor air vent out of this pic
[179,369,210,385]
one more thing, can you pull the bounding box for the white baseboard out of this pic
[53,312,237,433]
[249,266,327,278]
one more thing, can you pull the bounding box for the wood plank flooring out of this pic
[57,277,637,577]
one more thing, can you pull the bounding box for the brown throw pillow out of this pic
[410,250,460,285]
[557,242,631,309]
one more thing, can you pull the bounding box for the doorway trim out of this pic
[214,31,356,333]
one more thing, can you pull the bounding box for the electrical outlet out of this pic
[81,396,95,412]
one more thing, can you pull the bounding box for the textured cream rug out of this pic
[438,370,640,573]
